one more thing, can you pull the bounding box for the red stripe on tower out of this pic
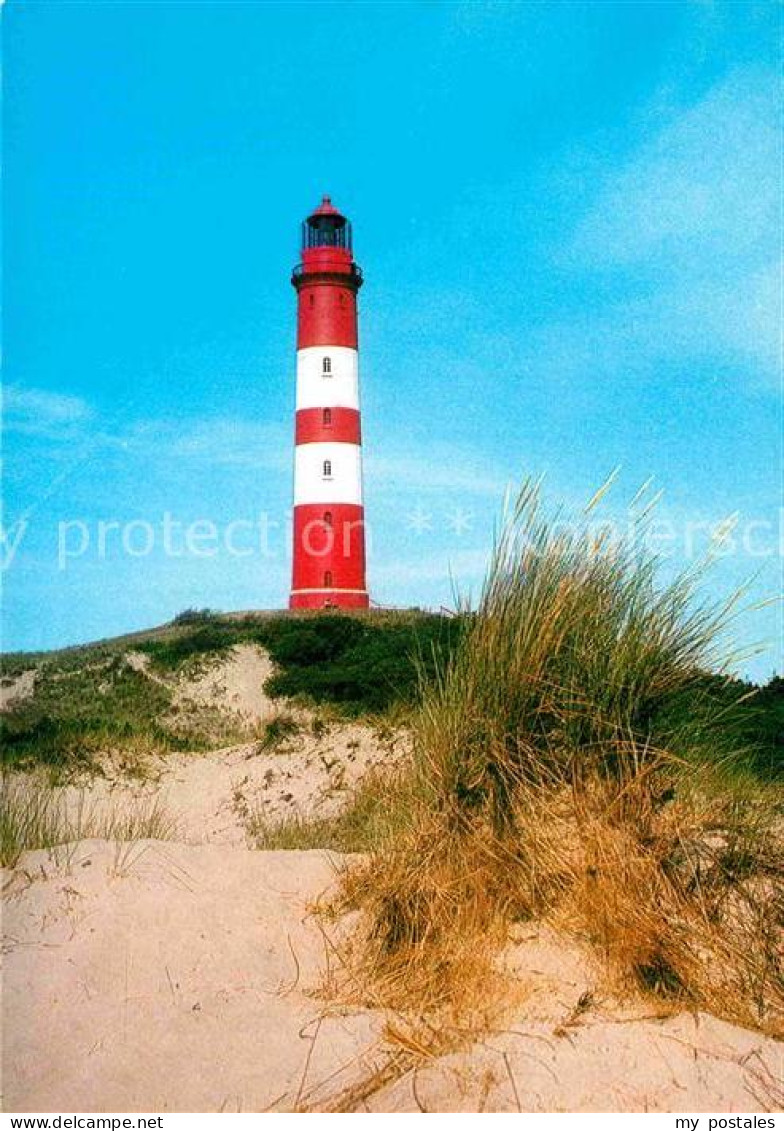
[289,196,369,610]
[295,407,361,446]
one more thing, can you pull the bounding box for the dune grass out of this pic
[0,773,176,868]
[255,711,302,753]
[342,479,784,1036]
[4,603,777,776]
[0,652,200,775]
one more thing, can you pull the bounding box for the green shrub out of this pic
[261,615,464,714]
[0,655,198,773]
[0,612,464,771]
[172,607,220,625]
[261,615,366,665]
[139,623,238,669]
[650,671,783,781]
[141,611,465,715]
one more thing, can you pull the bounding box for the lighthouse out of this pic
[289,196,369,609]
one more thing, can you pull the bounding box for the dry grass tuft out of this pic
[340,478,784,1037]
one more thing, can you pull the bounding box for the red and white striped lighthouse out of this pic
[289,196,369,610]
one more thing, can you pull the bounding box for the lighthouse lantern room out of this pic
[289,197,369,609]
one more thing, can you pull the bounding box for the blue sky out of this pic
[3,0,781,681]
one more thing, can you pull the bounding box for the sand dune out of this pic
[3,839,781,1113]
[3,645,782,1112]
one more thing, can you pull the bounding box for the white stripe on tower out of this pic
[295,346,359,410]
[293,440,363,505]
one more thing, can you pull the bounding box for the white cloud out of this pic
[568,69,778,269]
[553,69,780,390]
[3,384,291,475]
[2,385,94,438]
[106,416,290,473]
[521,259,779,389]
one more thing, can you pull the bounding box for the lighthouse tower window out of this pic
[324,511,333,526]
[322,459,332,478]
[323,408,332,426]
[324,571,333,587]
[322,357,331,375]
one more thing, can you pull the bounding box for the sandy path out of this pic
[40,721,403,847]
[15,643,405,846]
[2,841,386,1113]
[168,643,277,723]
[155,721,400,843]
[125,643,276,734]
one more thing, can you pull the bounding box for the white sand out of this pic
[17,644,405,845]
[168,643,277,724]
[2,841,387,1113]
[366,1010,782,1113]
[126,643,277,734]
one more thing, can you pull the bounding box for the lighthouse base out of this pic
[289,589,370,610]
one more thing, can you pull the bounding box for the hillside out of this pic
[2,607,780,781]
[2,600,783,1112]
[0,609,460,775]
